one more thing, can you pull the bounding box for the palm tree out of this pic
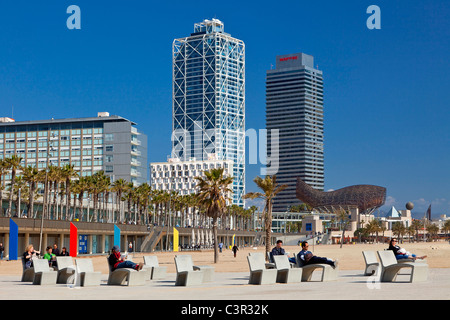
[426,224,439,242]
[443,220,450,241]
[0,159,8,216]
[392,222,406,242]
[87,171,108,222]
[72,176,89,221]
[195,167,233,263]
[12,175,27,217]
[22,165,40,218]
[5,155,23,217]
[124,182,135,224]
[112,178,128,223]
[336,209,350,248]
[411,219,423,242]
[244,175,287,258]
[366,219,382,243]
[61,164,78,220]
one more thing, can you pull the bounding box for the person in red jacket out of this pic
[108,245,143,271]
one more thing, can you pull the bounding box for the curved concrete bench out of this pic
[143,255,167,280]
[106,257,146,286]
[362,251,380,276]
[174,255,204,286]
[273,255,302,283]
[75,258,102,286]
[56,256,76,284]
[293,252,338,282]
[247,254,277,285]
[377,250,428,282]
[32,259,57,285]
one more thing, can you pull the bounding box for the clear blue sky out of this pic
[1,1,449,218]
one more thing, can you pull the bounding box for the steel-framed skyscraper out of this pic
[266,53,324,212]
[172,19,245,206]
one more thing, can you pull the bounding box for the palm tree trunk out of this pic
[29,182,35,219]
[264,204,271,259]
[8,169,16,217]
[213,216,219,263]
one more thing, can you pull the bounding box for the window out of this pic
[105,134,114,141]
[105,166,113,173]
[105,145,113,152]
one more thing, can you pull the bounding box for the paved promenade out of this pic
[1,269,449,301]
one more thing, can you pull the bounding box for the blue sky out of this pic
[0,1,449,218]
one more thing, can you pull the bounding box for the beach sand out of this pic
[1,241,449,275]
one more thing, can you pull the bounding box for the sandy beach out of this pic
[1,241,449,275]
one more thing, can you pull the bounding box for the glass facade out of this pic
[172,19,245,206]
[0,115,148,185]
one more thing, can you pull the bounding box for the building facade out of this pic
[266,53,324,212]
[0,112,148,186]
[150,157,233,196]
[150,157,234,228]
[172,19,245,206]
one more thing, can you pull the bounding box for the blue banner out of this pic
[9,219,18,260]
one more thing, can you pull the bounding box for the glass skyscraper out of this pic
[266,53,324,212]
[172,19,245,206]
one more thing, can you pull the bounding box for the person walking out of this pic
[232,244,239,258]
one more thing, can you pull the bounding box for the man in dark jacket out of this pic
[271,240,296,263]
[297,241,338,268]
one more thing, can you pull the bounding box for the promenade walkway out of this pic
[1,269,449,300]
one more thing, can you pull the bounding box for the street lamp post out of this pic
[39,134,55,253]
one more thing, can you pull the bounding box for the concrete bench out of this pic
[56,256,76,284]
[143,255,167,280]
[125,255,151,280]
[21,257,36,282]
[75,258,102,287]
[32,259,57,285]
[294,253,338,282]
[174,255,204,286]
[247,254,277,285]
[362,251,380,276]
[248,252,275,269]
[106,257,146,286]
[273,255,302,283]
[377,250,428,282]
[193,265,215,282]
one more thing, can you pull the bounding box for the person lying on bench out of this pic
[298,241,338,269]
[388,238,427,260]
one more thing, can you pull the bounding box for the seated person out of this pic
[23,244,40,269]
[271,240,296,264]
[43,246,57,268]
[297,241,338,268]
[60,247,70,256]
[388,238,427,260]
[108,245,144,271]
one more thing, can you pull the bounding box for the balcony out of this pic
[131,159,141,167]
[131,169,141,177]
[131,139,141,146]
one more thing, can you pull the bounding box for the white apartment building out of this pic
[150,157,234,197]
